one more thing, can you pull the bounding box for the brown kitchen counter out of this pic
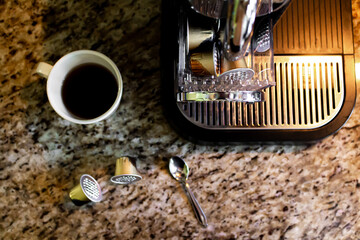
[1,0,360,239]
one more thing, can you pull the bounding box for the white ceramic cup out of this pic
[35,50,123,124]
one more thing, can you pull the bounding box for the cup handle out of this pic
[35,62,53,78]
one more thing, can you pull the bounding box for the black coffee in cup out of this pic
[61,63,118,119]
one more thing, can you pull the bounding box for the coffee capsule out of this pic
[188,27,214,50]
[110,157,142,185]
[69,174,103,206]
[220,56,248,74]
[190,44,220,77]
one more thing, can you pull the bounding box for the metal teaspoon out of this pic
[169,156,208,227]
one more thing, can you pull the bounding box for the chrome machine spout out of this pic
[224,0,259,61]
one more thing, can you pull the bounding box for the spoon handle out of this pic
[183,182,208,227]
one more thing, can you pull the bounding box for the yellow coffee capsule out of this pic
[110,157,142,185]
[69,174,102,205]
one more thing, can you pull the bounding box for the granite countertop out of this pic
[1,0,360,239]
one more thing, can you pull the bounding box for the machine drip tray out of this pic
[161,0,356,143]
[179,55,346,130]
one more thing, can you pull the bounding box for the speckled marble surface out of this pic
[0,0,360,239]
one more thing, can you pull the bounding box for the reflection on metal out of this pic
[190,44,220,76]
[177,55,345,129]
[273,0,343,54]
[188,0,224,18]
[177,91,264,102]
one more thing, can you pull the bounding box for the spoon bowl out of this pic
[169,156,189,182]
[169,156,208,227]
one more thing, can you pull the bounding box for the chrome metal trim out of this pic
[177,91,265,102]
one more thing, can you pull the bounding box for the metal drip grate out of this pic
[274,0,343,54]
[178,56,345,129]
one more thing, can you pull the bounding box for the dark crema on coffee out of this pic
[61,63,118,119]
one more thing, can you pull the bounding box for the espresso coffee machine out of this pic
[161,0,356,143]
